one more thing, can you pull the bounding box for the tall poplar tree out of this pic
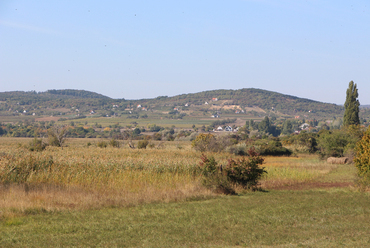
[343,81,360,126]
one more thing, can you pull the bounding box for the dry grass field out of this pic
[0,137,355,220]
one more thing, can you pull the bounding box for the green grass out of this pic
[1,190,370,247]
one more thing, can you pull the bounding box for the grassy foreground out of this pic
[1,190,370,247]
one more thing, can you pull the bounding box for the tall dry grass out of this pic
[261,155,337,188]
[0,138,220,219]
[0,138,338,219]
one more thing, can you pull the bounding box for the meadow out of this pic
[0,137,368,247]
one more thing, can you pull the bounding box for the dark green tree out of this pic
[344,81,360,126]
[258,116,271,133]
[282,120,293,135]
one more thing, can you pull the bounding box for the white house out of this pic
[225,126,233,132]
[299,123,310,130]
[216,126,223,131]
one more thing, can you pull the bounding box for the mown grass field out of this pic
[0,137,368,247]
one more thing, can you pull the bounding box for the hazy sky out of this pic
[1,1,369,104]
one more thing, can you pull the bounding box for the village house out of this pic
[299,123,310,130]
[225,126,233,132]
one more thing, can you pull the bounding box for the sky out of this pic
[0,0,369,104]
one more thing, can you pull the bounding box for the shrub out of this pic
[354,127,370,185]
[259,140,292,156]
[191,133,228,152]
[97,141,107,148]
[152,132,162,141]
[224,148,266,189]
[109,139,120,148]
[226,144,247,156]
[198,148,267,193]
[138,140,149,149]
[281,132,318,153]
[317,128,362,158]
[198,154,234,194]
[28,138,47,152]
[192,134,217,152]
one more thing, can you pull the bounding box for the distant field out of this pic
[0,115,35,123]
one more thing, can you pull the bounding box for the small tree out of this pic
[47,125,68,148]
[191,133,217,152]
[344,81,360,126]
[354,126,370,185]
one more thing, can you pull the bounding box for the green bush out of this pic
[28,138,47,152]
[281,132,318,153]
[198,154,234,194]
[191,133,232,153]
[138,140,149,149]
[354,127,370,185]
[259,140,292,156]
[317,128,362,158]
[198,148,267,193]
[192,133,217,152]
[97,141,107,148]
[109,139,120,148]
[224,148,267,189]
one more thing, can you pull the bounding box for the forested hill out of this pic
[0,88,344,116]
[145,88,344,115]
[0,90,112,101]
[46,89,111,99]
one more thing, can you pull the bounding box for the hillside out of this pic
[137,88,344,116]
[0,88,346,121]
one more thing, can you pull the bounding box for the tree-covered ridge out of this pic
[0,90,112,101]
[0,88,344,117]
[145,88,344,115]
[0,90,119,116]
[47,89,112,99]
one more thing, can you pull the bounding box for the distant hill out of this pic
[46,89,111,99]
[139,88,344,116]
[0,88,345,118]
[0,89,112,101]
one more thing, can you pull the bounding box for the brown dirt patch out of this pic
[266,181,354,191]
